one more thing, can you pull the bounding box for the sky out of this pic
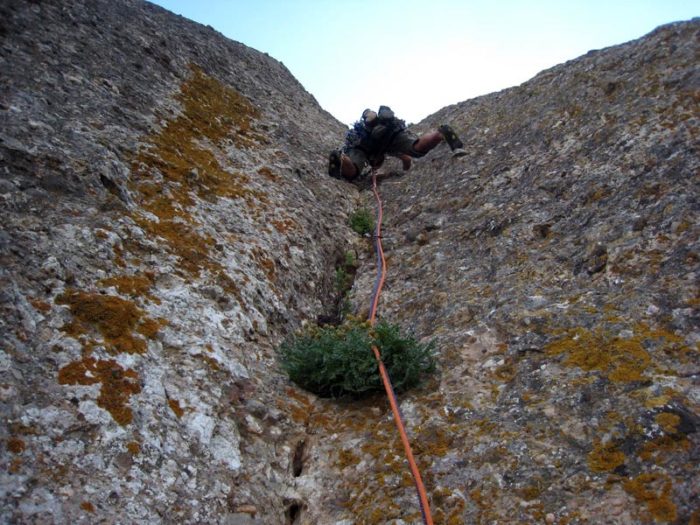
[149,1,698,125]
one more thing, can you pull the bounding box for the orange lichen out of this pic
[99,273,156,300]
[431,486,467,524]
[29,298,51,313]
[645,394,672,409]
[331,408,434,524]
[137,317,167,339]
[126,441,141,455]
[55,290,161,354]
[271,218,297,234]
[113,245,127,268]
[133,216,217,278]
[691,508,700,525]
[474,418,498,435]
[623,473,677,523]
[518,484,544,501]
[8,458,22,474]
[638,435,691,464]
[127,65,269,280]
[195,353,221,371]
[251,246,276,282]
[168,398,185,419]
[588,441,626,472]
[257,166,278,181]
[655,412,681,434]
[58,357,141,426]
[336,449,361,469]
[493,358,517,382]
[7,438,25,454]
[80,501,95,513]
[446,500,466,525]
[279,388,315,424]
[286,387,313,407]
[545,326,652,382]
[469,486,505,523]
[415,425,452,457]
[635,322,694,363]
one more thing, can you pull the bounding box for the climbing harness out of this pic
[367,168,434,525]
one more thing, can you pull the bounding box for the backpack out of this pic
[344,106,405,153]
[376,105,396,122]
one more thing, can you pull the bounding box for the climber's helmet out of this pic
[362,108,377,126]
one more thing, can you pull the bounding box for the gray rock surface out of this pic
[1,1,357,523]
[1,1,697,524]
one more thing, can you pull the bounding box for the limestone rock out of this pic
[1,1,698,524]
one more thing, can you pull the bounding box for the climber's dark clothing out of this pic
[328,106,465,181]
[344,128,425,173]
[343,106,425,175]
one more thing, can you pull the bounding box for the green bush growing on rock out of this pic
[333,251,358,320]
[334,251,357,295]
[349,207,375,236]
[335,265,352,293]
[277,319,435,398]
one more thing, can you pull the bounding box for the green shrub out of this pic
[277,319,435,398]
[349,208,375,236]
[343,250,357,268]
[334,251,357,295]
[335,266,352,295]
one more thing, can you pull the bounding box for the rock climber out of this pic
[328,105,466,181]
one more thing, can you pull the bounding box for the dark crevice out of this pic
[99,173,119,193]
[292,439,305,477]
[284,500,303,525]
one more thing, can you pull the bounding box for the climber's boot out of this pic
[438,124,467,157]
[328,149,342,179]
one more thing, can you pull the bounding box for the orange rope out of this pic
[368,169,434,525]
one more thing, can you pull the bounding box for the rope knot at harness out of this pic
[367,168,434,525]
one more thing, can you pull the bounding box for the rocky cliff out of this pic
[1,1,697,524]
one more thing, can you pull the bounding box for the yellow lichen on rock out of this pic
[99,272,160,304]
[623,473,678,523]
[56,289,161,354]
[58,357,141,426]
[54,290,165,425]
[129,65,268,278]
[588,441,626,472]
[168,398,185,419]
[545,326,654,382]
[655,412,681,434]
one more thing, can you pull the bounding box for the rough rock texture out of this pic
[1,1,356,523]
[335,19,699,525]
[1,1,698,524]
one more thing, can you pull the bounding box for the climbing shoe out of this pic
[438,124,464,151]
[328,149,342,179]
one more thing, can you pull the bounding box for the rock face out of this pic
[1,1,697,524]
[1,1,355,523]
[337,19,699,525]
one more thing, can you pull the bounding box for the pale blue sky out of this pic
[150,1,698,125]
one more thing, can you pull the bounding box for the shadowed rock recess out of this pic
[0,1,697,523]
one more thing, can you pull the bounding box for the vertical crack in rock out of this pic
[284,500,303,525]
[292,438,306,477]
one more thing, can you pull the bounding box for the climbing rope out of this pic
[368,168,434,525]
